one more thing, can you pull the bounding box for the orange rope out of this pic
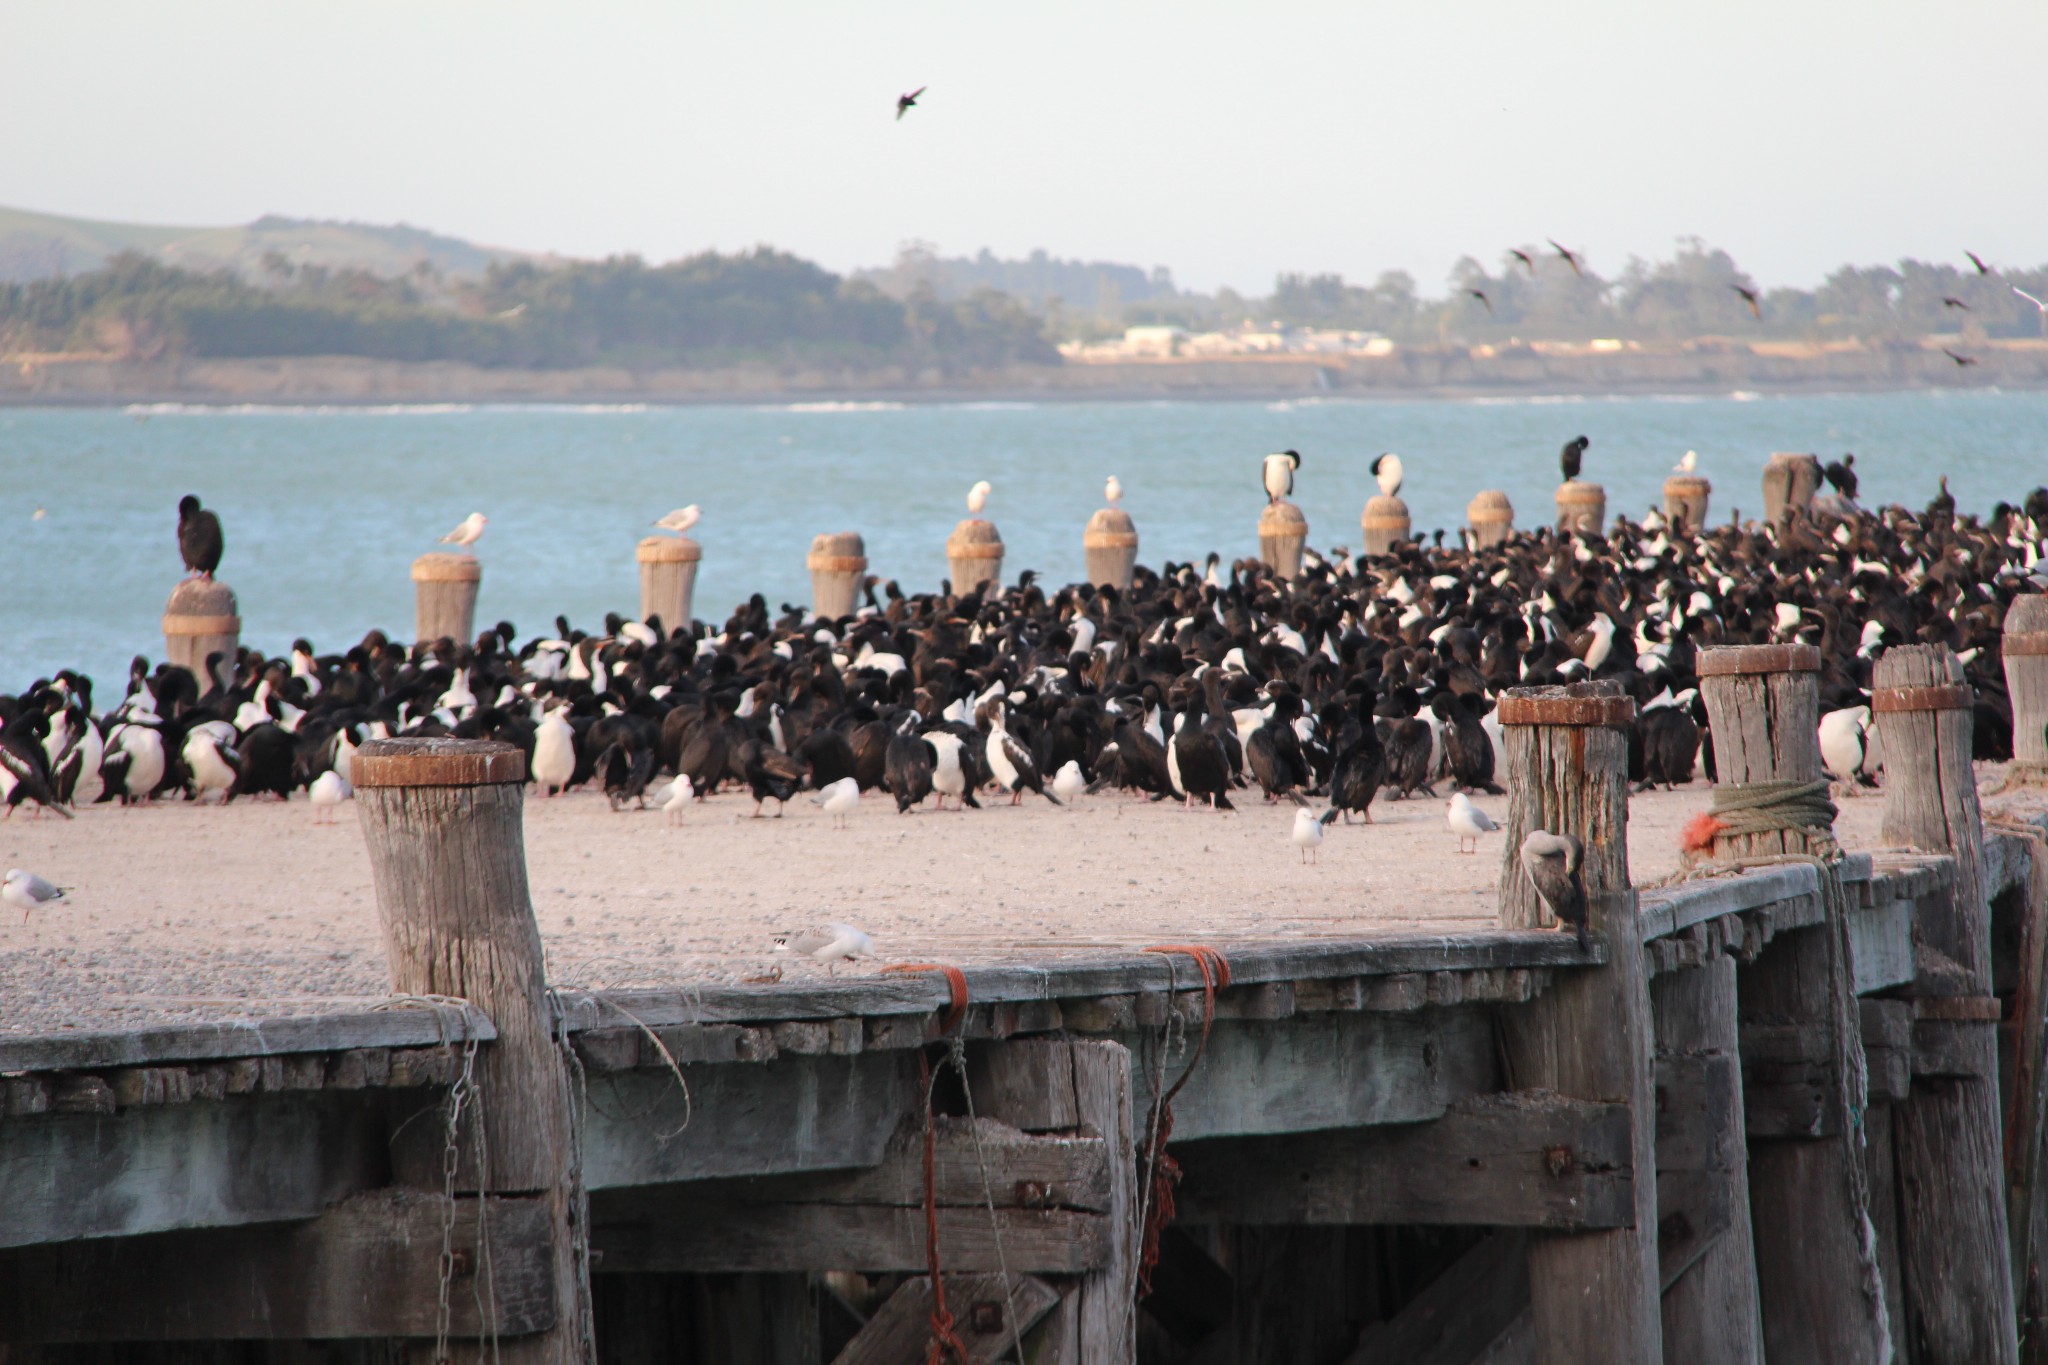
[915,1050,971,1365]
[1135,944,1230,1297]
[884,962,971,1036]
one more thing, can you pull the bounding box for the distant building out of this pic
[1121,325,1186,357]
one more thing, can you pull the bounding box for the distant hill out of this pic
[851,242,1180,319]
[0,205,530,284]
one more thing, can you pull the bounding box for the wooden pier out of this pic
[5,649,2048,1363]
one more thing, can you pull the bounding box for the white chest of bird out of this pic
[532,711,577,796]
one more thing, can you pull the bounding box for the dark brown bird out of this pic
[1731,285,1761,319]
[1942,296,1971,311]
[1465,288,1493,314]
[177,495,224,579]
[895,86,926,120]
[1966,250,1992,275]
[1548,239,1583,276]
[1943,348,1979,367]
[1520,829,1588,950]
[1508,248,1535,274]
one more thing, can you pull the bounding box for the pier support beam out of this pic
[356,737,586,1364]
[2001,594,2048,787]
[1877,645,2020,1364]
[1699,642,1895,1362]
[1495,681,1662,1363]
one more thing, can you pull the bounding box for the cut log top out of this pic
[1663,474,1711,493]
[1871,683,1975,713]
[1259,500,1308,531]
[163,577,239,617]
[1496,681,1636,729]
[353,737,526,788]
[1555,480,1604,499]
[409,552,481,583]
[1084,507,1137,543]
[1696,643,1821,676]
[1467,490,1513,519]
[947,517,1004,555]
[808,530,867,569]
[1362,494,1409,520]
[636,534,701,563]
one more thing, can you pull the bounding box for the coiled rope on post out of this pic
[1708,777,1840,844]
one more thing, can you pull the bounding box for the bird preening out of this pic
[177,496,223,579]
[1262,449,1301,504]
[1371,453,1404,499]
[1560,435,1590,482]
[1520,829,1589,950]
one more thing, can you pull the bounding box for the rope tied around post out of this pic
[1706,777,1840,847]
[1135,945,1231,1298]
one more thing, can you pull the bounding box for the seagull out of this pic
[1262,449,1301,503]
[1520,830,1589,949]
[1447,792,1499,854]
[817,775,860,829]
[3,868,66,924]
[1674,450,1698,473]
[440,512,488,549]
[1465,288,1493,314]
[1104,475,1123,505]
[2013,285,2047,320]
[1371,452,1404,498]
[659,773,693,826]
[773,923,874,974]
[967,480,992,515]
[1052,759,1086,805]
[1732,285,1761,319]
[1292,806,1341,864]
[654,505,701,535]
[308,770,352,824]
[896,86,926,120]
[1967,250,1992,275]
[1548,239,1584,276]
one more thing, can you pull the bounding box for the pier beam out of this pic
[1762,453,1822,526]
[2002,595,2048,787]
[1877,645,2020,1364]
[355,738,586,1364]
[947,517,1005,595]
[1699,642,1895,1362]
[162,577,240,690]
[636,534,700,637]
[807,531,867,622]
[1662,474,1712,535]
[1360,494,1410,557]
[1083,506,1138,591]
[1467,490,1514,549]
[1554,480,1605,536]
[1257,500,1307,581]
[1495,681,1663,1363]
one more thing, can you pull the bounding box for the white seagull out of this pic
[817,776,860,829]
[654,505,701,535]
[1447,792,1500,854]
[308,770,352,824]
[1292,806,1341,864]
[1052,759,1087,805]
[3,868,66,924]
[659,773,694,826]
[772,922,874,975]
[1675,450,1698,473]
[967,480,992,515]
[1104,476,1123,505]
[440,512,488,549]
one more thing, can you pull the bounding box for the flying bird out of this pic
[1465,288,1493,314]
[967,480,992,515]
[1967,250,1992,275]
[1548,240,1584,276]
[177,495,224,579]
[440,512,488,549]
[3,868,66,924]
[896,86,926,120]
[1104,475,1123,505]
[1371,452,1404,498]
[1291,806,1341,864]
[1942,348,1979,367]
[773,923,874,974]
[2013,285,2047,319]
[1519,830,1589,949]
[1508,248,1536,274]
[1560,434,1589,482]
[1731,285,1761,319]
[1447,792,1499,854]
[654,505,701,535]
[1942,296,1971,311]
[1262,449,1301,503]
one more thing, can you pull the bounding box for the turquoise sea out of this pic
[2,390,2043,694]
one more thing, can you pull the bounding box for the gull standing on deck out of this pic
[3,868,65,923]
[1291,807,1340,864]
[440,512,488,549]
[1447,792,1499,853]
[816,775,860,829]
[1262,450,1301,503]
[773,923,874,974]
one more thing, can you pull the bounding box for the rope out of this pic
[884,962,971,1036]
[1707,778,1839,847]
[917,1050,973,1365]
[1134,945,1230,1298]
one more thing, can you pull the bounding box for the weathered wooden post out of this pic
[1762,453,1823,525]
[1555,481,1606,536]
[1258,500,1308,581]
[162,578,240,689]
[2003,595,2048,786]
[354,737,585,1364]
[636,534,700,636]
[1083,507,1138,591]
[1697,642,1896,1361]
[1495,681,1662,1362]
[1663,474,1712,535]
[413,552,481,646]
[1467,490,1514,549]
[947,518,1005,594]
[807,531,867,621]
[1360,494,1410,557]
[1875,644,2020,1364]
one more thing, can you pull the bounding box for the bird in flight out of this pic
[1966,250,1993,275]
[1731,285,1761,320]
[1548,240,1583,277]
[2012,285,2047,318]
[1507,248,1535,275]
[896,86,926,120]
[1942,348,1979,367]
[1942,296,1971,311]
[1465,288,1494,314]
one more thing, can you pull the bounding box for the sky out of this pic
[2,1,2042,296]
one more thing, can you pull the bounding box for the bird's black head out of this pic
[178,494,201,519]
[1285,449,1301,467]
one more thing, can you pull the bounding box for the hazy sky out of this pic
[3,2,2040,295]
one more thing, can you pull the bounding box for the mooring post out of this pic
[1083,506,1138,591]
[2002,594,2048,786]
[413,551,482,646]
[1467,490,1514,549]
[1494,681,1663,1363]
[162,577,241,690]
[1697,642,1895,1361]
[1875,644,2021,1364]
[354,737,586,1364]
[1761,453,1822,526]
[947,516,1005,594]
[1360,494,1410,557]
[1554,480,1606,536]
[1257,500,1307,581]
[807,531,867,622]
[636,534,700,637]
[1662,474,1711,535]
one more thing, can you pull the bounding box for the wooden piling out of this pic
[1083,507,1138,591]
[161,578,240,690]
[1257,500,1308,581]
[1876,644,2021,1364]
[1467,490,1514,549]
[1360,494,1411,557]
[2002,595,2048,786]
[947,518,1005,594]
[1762,453,1823,525]
[354,738,585,1364]
[807,531,867,622]
[1494,682,1663,1363]
[1662,475,1712,535]
[1554,481,1606,536]
[636,535,701,637]
[1697,642,1896,1362]
[412,552,481,646]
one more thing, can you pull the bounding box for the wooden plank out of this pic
[1345,1230,1530,1365]
[1862,999,1914,1103]
[830,1273,1059,1365]
[582,1050,917,1187]
[1068,1039,1139,1363]
[1849,898,1916,994]
[1638,864,1821,943]
[0,1002,496,1073]
[0,1091,387,1249]
[0,1189,554,1341]
[1174,1092,1635,1229]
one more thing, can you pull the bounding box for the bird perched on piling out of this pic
[177,496,224,579]
[1262,450,1301,503]
[1447,792,1499,854]
[3,868,65,923]
[1105,475,1123,505]
[1560,435,1590,482]
[1674,450,1698,474]
[1291,806,1340,864]
[654,505,701,535]
[1371,453,1405,498]
[1520,830,1589,949]
[773,922,873,974]
[895,86,926,120]
[967,480,992,515]
[440,512,488,549]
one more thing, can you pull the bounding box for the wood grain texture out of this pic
[2004,596,2048,767]
[636,536,700,632]
[830,1273,1058,1365]
[412,552,481,643]
[1496,682,1634,930]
